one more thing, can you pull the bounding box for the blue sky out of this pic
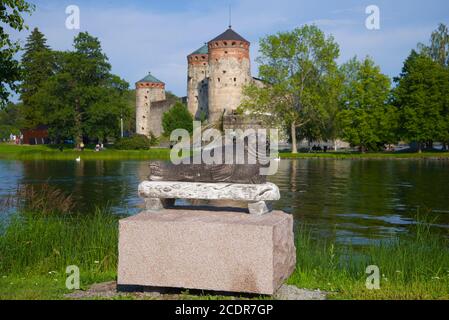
[10,0,449,96]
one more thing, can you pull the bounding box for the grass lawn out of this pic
[1,143,449,161]
[0,143,171,160]
[280,151,449,159]
[1,210,448,300]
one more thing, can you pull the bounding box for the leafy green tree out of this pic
[0,0,34,107]
[393,51,449,152]
[20,28,55,127]
[338,57,398,152]
[84,75,130,142]
[162,102,193,136]
[240,25,340,153]
[0,101,24,139]
[30,32,129,144]
[419,23,449,67]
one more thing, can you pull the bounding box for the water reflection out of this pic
[270,159,449,244]
[1,158,448,245]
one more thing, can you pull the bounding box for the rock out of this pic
[274,285,327,300]
[117,209,295,295]
[149,161,267,184]
[138,181,280,202]
[65,282,327,300]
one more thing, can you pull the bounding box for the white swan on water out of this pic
[76,156,81,162]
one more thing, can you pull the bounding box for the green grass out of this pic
[288,218,449,300]
[0,210,448,300]
[0,210,119,299]
[0,144,171,160]
[2,143,449,161]
[280,151,449,159]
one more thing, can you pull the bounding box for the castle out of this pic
[136,26,262,137]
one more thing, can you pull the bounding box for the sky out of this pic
[9,0,449,97]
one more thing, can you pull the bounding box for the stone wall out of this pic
[222,114,263,131]
[148,97,177,137]
[187,54,209,120]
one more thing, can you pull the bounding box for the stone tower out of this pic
[207,27,251,123]
[187,44,209,120]
[135,73,166,136]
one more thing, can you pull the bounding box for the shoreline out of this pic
[1,210,448,300]
[1,144,449,161]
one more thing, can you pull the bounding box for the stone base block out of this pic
[117,209,296,295]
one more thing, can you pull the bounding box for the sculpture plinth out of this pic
[117,209,295,295]
[117,160,296,295]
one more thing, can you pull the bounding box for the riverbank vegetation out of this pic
[0,144,171,160]
[279,151,449,160]
[2,143,449,161]
[1,204,447,299]
[240,24,449,153]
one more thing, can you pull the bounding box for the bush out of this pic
[114,134,158,150]
[162,102,193,136]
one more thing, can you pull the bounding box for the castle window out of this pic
[218,78,221,82]
[203,63,206,66]
[223,70,226,74]
[142,127,145,131]
[195,56,198,60]
[234,77,237,82]
[143,116,146,119]
[202,56,206,60]
[215,42,219,47]
[232,41,236,46]
[223,41,227,46]
[225,51,228,54]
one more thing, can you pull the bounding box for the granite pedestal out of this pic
[117,209,296,295]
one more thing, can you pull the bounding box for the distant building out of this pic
[136,26,262,137]
[21,125,50,145]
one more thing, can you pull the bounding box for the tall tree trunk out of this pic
[291,122,297,154]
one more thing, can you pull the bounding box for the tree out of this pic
[393,51,449,152]
[162,102,193,136]
[240,25,340,153]
[0,0,34,107]
[419,23,449,67]
[30,32,129,144]
[20,27,55,127]
[0,101,24,139]
[338,57,398,152]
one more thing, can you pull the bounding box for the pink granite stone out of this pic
[117,209,296,295]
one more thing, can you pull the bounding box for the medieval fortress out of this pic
[136,27,262,137]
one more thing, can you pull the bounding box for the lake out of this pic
[1,158,448,246]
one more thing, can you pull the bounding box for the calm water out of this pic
[1,159,448,245]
